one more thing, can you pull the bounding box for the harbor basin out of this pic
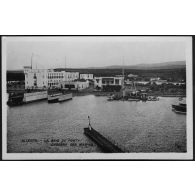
[7,95,186,153]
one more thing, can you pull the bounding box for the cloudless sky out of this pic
[5,36,186,70]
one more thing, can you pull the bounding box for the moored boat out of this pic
[58,93,72,102]
[148,96,159,101]
[128,98,140,102]
[23,91,48,103]
[107,94,115,101]
[172,102,186,114]
[48,93,62,103]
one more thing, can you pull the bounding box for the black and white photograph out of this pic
[1,36,193,160]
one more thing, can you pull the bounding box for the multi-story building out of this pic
[24,66,48,89]
[80,73,93,80]
[24,67,79,89]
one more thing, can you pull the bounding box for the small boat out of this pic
[148,96,159,101]
[179,97,183,101]
[107,94,114,101]
[107,97,114,101]
[128,98,140,102]
[48,93,62,103]
[58,93,72,102]
[172,102,186,114]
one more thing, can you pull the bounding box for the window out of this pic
[115,79,119,85]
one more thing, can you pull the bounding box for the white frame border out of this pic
[2,36,193,160]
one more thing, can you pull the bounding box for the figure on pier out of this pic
[88,116,92,130]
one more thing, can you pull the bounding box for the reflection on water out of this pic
[7,95,186,153]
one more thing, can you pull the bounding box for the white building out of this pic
[150,77,160,81]
[80,74,93,80]
[64,72,80,82]
[94,76,124,89]
[24,67,79,89]
[155,80,168,85]
[24,66,48,89]
[58,80,89,91]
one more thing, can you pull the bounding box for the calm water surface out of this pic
[7,95,186,153]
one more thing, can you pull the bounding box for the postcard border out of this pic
[1,35,194,161]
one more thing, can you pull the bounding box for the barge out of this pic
[7,91,48,106]
[48,89,73,103]
[23,91,47,103]
[48,93,62,103]
[58,93,73,102]
[172,103,186,114]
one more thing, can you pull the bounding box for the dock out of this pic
[84,127,124,153]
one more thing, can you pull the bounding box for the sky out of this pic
[5,36,187,70]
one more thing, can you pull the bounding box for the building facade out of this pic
[58,80,89,91]
[94,76,124,90]
[80,74,93,80]
[24,67,79,89]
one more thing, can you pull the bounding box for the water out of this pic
[7,95,186,153]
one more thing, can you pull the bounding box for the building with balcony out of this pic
[58,79,89,91]
[80,74,94,80]
[94,76,124,91]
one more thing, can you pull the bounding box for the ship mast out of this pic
[122,57,125,98]
[31,53,34,69]
[65,56,66,70]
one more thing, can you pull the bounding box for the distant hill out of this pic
[89,61,186,70]
[7,61,186,81]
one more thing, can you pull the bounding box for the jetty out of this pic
[84,127,124,153]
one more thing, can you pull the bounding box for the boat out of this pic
[58,93,72,102]
[179,97,183,101]
[48,88,73,103]
[107,96,114,101]
[48,93,62,103]
[128,98,140,102]
[172,102,186,114]
[23,91,48,103]
[148,96,159,101]
[7,93,24,106]
[107,94,115,101]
